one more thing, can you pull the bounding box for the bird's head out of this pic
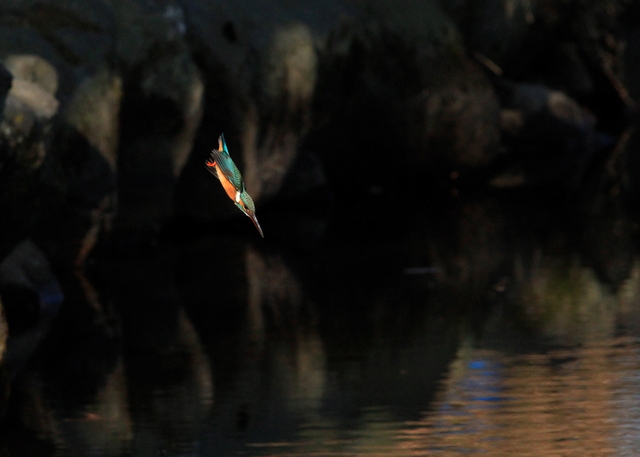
[235,191,264,237]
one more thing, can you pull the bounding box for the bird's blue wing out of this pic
[210,149,245,190]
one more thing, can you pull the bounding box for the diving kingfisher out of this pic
[205,133,264,237]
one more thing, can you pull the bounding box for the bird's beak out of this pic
[236,201,264,237]
[248,213,264,238]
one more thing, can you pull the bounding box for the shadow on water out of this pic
[3,185,640,456]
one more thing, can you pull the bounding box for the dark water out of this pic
[3,191,640,456]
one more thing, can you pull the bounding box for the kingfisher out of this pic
[205,133,264,237]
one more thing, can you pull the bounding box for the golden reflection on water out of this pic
[409,338,640,457]
[246,336,640,457]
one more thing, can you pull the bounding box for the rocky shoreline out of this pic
[0,0,638,371]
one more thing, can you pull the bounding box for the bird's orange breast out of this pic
[217,168,238,201]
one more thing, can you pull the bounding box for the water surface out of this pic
[3,192,640,456]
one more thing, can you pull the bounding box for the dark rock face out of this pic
[175,3,324,224]
[311,15,500,192]
[445,0,633,123]
[0,0,634,265]
[0,1,118,267]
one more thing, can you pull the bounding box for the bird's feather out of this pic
[209,151,244,190]
[205,159,219,179]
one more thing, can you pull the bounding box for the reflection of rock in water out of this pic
[0,240,63,377]
[193,242,328,455]
[101,254,214,456]
[500,190,640,344]
[618,261,640,334]
[8,359,132,457]
[245,245,326,410]
[515,253,618,343]
[126,307,214,456]
[4,250,216,456]
[55,359,132,457]
[245,246,315,337]
[4,268,131,456]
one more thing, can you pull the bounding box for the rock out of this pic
[175,1,326,223]
[446,0,632,127]
[179,0,500,221]
[498,82,595,126]
[114,0,204,234]
[0,239,63,318]
[65,67,122,171]
[7,0,625,252]
[241,21,318,201]
[0,55,58,171]
[0,2,117,266]
[443,0,534,69]
[490,82,603,188]
[306,0,500,191]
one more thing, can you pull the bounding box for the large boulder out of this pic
[175,1,326,223]
[4,0,630,260]
[444,0,633,128]
[112,0,204,236]
[176,0,501,224]
[0,1,118,266]
[309,2,500,191]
